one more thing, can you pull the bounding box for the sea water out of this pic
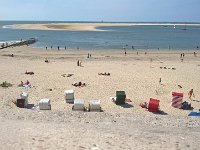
[0,21,200,50]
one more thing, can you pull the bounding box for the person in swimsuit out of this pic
[188,89,195,101]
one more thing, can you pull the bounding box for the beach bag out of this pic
[181,101,191,110]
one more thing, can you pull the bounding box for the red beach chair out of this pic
[148,98,160,112]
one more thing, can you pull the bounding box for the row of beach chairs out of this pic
[112,91,188,112]
[16,90,101,112]
[16,90,187,113]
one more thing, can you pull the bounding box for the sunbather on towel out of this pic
[18,80,32,88]
[98,72,110,76]
[25,70,34,75]
[72,82,86,87]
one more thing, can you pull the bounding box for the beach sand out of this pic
[14,23,200,31]
[0,46,200,149]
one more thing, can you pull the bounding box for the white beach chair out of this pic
[89,100,101,112]
[64,90,74,103]
[20,92,28,108]
[72,99,85,111]
[39,99,51,110]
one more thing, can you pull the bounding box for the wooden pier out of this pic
[0,38,37,49]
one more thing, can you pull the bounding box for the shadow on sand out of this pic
[152,110,168,115]
[27,104,35,109]
[119,103,134,108]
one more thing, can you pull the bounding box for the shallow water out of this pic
[0,21,200,50]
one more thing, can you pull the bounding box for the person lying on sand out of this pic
[140,102,148,109]
[72,82,86,87]
[61,74,73,77]
[18,80,32,88]
[98,72,110,76]
[25,70,34,75]
[0,81,13,87]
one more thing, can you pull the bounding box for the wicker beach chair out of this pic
[148,98,160,112]
[171,92,183,108]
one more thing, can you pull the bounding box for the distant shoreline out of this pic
[13,23,200,31]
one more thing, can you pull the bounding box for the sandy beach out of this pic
[0,46,200,149]
[14,23,200,31]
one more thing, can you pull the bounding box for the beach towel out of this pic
[18,84,32,89]
[188,112,200,116]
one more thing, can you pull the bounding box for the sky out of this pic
[0,0,200,22]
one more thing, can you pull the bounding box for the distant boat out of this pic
[173,25,176,29]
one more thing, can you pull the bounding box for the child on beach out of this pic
[188,89,195,101]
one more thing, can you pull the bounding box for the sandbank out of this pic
[14,23,200,31]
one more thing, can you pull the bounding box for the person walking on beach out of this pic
[159,78,161,84]
[58,46,59,50]
[65,46,66,50]
[188,89,195,102]
[77,60,79,66]
[125,50,127,56]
